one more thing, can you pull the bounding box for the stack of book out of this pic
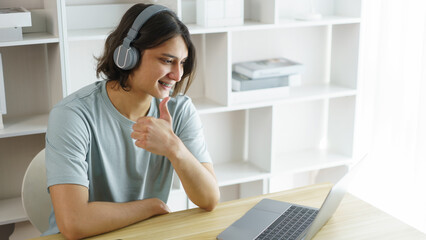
[232,57,303,92]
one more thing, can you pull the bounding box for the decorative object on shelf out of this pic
[196,0,243,27]
[233,57,304,79]
[295,0,322,21]
[0,7,32,42]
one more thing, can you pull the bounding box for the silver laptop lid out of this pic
[303,154,367,240]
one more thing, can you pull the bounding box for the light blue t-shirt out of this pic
[43,81,211,236]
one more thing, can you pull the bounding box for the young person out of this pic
[43,4,220,239]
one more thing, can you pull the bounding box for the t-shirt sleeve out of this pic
[175,99,212,163]
[45,106,90,189]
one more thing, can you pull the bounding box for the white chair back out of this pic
[21,149,52,233]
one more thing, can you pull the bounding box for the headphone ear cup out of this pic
[113,45,140,70]
[125,46,140,70]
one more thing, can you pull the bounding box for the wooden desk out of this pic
[32,183,426,240]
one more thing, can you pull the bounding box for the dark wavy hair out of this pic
[96,3,196,97]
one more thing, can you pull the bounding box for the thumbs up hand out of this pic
[131,97,179,157]
[159,97,172,125]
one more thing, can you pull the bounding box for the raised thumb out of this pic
[159,97,172,123]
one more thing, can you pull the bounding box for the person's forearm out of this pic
[56,198,168,240]
[167,138,220,211]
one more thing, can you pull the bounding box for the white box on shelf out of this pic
[0,53,6,115]
[196,0,244,27]
[0,27,23,41]
[0,7,32,28]
[0,7,31,42]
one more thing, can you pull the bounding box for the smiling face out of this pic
[127,35,189,99]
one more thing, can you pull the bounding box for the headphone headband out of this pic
[122,5,169,48]
[114,5,171,70]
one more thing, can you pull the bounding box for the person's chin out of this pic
[153,90,171,99]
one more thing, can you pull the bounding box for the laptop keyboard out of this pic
[255,205,318,240]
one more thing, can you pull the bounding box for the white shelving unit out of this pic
[0,0,65,232]
[0,0,363,235]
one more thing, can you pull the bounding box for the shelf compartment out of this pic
[0,4,61,47]
[64,3,134,41]
[231,26,330,85]
[200,107,272,187]
[272,96,356,161]
[64,2,180,41]
[330,23,361,88]
[0,114,48,138]
[271,149,353,175]
[0,43,63,124]
[186,32,230,106]
[65,40,104,95]
[0,197,27,225]
[182,0,275,30]
[214,161,270,187]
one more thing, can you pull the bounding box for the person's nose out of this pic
[168,64,183,82]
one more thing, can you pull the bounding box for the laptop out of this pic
[217,155,367,240]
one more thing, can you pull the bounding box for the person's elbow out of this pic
[201,190,220,212]
[57,218,87,240]
[203,203,217,212]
